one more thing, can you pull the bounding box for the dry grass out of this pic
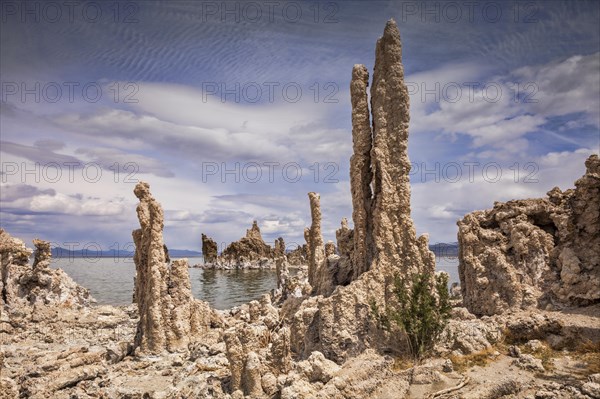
[449,347,497,373]
[520,343,559,373]
[392,356,414,371]
[517,339,600,375]
[537,347,559,372]
[501,327,517,344]
[574,340,600,375]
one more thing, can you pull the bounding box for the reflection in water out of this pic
[50,256,459,309]
[51,257,279,309]
[196,268,277,309]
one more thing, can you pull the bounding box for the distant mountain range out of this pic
[51,247,202,258]
[51,243,458,258]
[428,242,459,257]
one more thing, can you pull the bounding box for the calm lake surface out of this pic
[50,256,460,309]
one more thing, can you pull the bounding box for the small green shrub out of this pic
[372,272,452,360]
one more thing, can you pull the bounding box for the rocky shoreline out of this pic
[1,20,598,399]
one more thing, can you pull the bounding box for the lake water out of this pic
[50,256,460,309]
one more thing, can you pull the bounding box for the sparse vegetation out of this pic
[502,338,600,375]
[537,347,559,372]
[520,343,559,373]
[391,356,414,371]
[575,340,600,375]
[449,347,497,372]
[371,272,452,360]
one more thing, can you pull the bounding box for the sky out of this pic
[1,0,599,254]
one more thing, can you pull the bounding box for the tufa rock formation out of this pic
[203,228,290,269]
[551,155,600,304]
[325,241,336,257]
[274,237,297,299]
[32,239,52,270]
[362,20,435,278]
[273,237,312,303]
[0,230,94,310]
[336,218,353,259]
[223,295,292,397]
[274,261,312,303]
[458,154,600,316]
[286,20,437,363]
[218,221,275,268]
[274,237,304,302]
[132,181,218,354]
[201,233,218,264]
[163,244,170,264]
[350,63,374,280]
[305,192,325,293]
[1,230,33,309]
[287,244,308,266]
[334,218,355,287]
[274,237,286,259]
[275,256,289,290]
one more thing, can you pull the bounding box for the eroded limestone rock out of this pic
[287,19,436,364]
[367,21,436,278]
[325,241,335,257]
[306,192,325,294]
[217,221,275,268]
[201,233,218,264]
[274,237,286,258]
[287,244,308,266]
[458,154,600,316]
[276,256,289,290]
[350,63,373,280]
[0,229,32,308]
[279,350,409,399]
[224,295,291,396]
[0,230,94,310]
[132,182,218,354]
[333,218,354,288]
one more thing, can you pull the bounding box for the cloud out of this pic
[1,140,82,165]
[75,147,175,178]
[510,53,600,127]
[213,193,305,212]
[164,209,253,225]
[48,82,350,166]
[29,193,127,216]
[0,210,137,252]
[0,184,56,202]
[33,139,66,151]
[1,190,129,217]
[407,53,599,158]
[410,148,596,241]
[1,140,174,178]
